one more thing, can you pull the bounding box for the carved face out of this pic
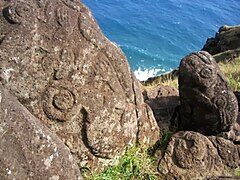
[179,51,218,88]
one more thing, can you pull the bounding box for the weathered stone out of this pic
[0,0,159,170]
[202,25,240,55]
[144,85,180,130]
[158,131,240,180]
[179,51,238,137]
[0,85,82,179]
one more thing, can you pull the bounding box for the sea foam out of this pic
[134,67,165,81]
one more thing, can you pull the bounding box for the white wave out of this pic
[134,67,164,81]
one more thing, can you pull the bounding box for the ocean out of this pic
[81,0,240,81]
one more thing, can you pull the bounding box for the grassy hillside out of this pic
[219,56,240,91]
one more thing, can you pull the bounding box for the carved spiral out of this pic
[43,83,81,122]
[213,95,228,109]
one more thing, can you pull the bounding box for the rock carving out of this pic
[178,51,238,136]
[0,0,159,171]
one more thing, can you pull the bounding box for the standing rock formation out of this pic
[0,85,82,179]
[178,51,238,136]
[158,51,240,179]
[0,0,159,170]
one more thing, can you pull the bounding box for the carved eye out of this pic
[200,67,213,78]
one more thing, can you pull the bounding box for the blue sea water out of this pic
[82,0,240,80]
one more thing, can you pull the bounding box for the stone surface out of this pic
[144,85,180,130]
[158,131,240,180]
[202,25,240,55]
[0,0,159,170]
[178,51,238,137]
[0,84,82,180]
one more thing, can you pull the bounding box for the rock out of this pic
[178,51,238,137]
[144,85,180,130]
[0,85,82,179]
[202,25,240,55]
[158,131,240,180]
[142,68,179,86]
[0,0,159,170]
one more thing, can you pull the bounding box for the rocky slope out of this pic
[0,0,160,177]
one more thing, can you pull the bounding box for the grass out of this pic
[142,69,179,90]
[236,168,240,177]
[219,56,240,91]
[81,132,173,180]
[81,147,159,180]
[161,78,178,90]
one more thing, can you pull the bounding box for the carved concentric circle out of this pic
[53,89,74,111]
[213,95,228,108]
[43,82,81,122]
[200,67,213,79]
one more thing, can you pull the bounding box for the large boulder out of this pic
[0,84,82,179]
[158,131,240,179]
[178,51,238,137]
[0,0,159,170]
[144,85,180,130]
[202,25,240,55]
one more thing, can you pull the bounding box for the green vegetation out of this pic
[219,56,240,91]
[236,168,240,177]
[82,131,173,180]
[82,147,159,180]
